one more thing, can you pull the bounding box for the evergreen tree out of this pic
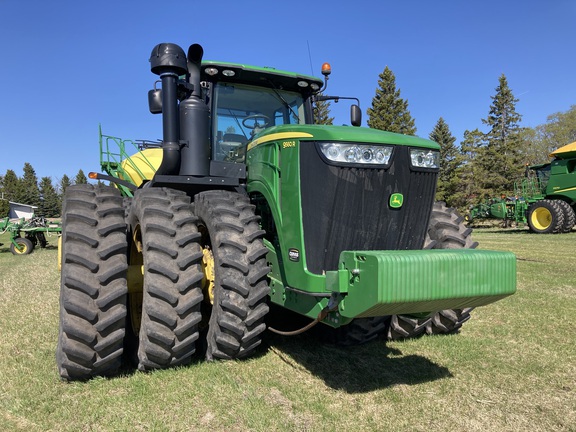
[3,169,22,204]
[429,118,459,206]
[452,129,484,210]
[74,169,88,185]
[0,175,8,217]
[59,174,72,197]
[39,177,61,217]
[367,66,416,135]
[20,163,41,208]
[0,199,8,218]
[476,74,523,194]
[313,93,334,125]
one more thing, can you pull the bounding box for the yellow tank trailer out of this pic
[120,148,162,186]
[96,126,163,194]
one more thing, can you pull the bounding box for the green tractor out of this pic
[56,43,516,380]
[522,143,576,234]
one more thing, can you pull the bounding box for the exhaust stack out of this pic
[179,44,210,176]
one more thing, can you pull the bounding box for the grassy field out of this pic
[0,228,575,431]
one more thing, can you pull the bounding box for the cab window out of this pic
[212,83,304,162]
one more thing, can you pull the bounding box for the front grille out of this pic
[300,142,437,274]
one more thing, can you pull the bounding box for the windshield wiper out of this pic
[266,80,300,123]
[227,109,249,139]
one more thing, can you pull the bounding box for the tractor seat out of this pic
[222,133,248,147]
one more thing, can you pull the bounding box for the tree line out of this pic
[316,67,576,213]
[0,166,88,218]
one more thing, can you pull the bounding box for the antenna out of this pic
[306,40,314,75]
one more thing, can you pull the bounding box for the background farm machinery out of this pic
[0,216,61,255]
[466,142,576,233]
[465,196,530,228]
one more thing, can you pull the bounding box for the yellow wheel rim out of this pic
[13,240,29,254]
[202,247,215,304]
[127,225,144,335]
[531,207,552,231]
[57,236,62,271]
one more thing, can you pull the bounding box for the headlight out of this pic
[319,143,393,165]
[410,149,440,168]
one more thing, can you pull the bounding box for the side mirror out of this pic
[351,104,362,127]
[148,88,162,114]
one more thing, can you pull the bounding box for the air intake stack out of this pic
[149,43,188,176]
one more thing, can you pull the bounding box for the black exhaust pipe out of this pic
[179,44,210,176]
[149,43,188,176]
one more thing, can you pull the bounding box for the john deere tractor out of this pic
[523,143,576,234]
[56,43,516,380]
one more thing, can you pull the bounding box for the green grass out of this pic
[0,227,575,431]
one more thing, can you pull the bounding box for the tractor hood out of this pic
[247,125,440,151]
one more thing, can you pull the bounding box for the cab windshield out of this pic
[535,164,551,188]
[212,82,304,162]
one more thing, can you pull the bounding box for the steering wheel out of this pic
[242,114,271,130]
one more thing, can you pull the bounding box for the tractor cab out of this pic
[532,163,551,190]
[198,61,326,164]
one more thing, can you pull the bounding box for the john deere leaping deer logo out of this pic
[389,193,404,209]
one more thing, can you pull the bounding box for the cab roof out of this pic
[550,141,576,159]
[200,60,323,94]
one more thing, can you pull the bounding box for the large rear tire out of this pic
[194,190,270,361]
[555,200,575,233]
[128,188,204,371]
[56,184,128,381]
[527,199,564,234]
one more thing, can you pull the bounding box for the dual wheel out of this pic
[528,199,575,234]
[56,185,269,380]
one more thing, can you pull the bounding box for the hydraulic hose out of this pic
[268,304,338,336]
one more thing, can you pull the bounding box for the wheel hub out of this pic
[202,247,215,304]
[531,207,552,230]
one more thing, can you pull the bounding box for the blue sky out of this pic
[1,0,574,181]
